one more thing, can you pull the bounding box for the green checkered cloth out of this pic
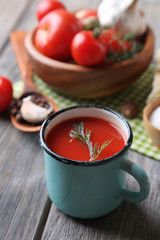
[13,65,160,161]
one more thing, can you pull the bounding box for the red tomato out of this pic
[119,40,133,54]
[75,9,98,29]
[36,0,65,21]
[71,31,107,67]
[34,9,81,61]
[75,9,97,20]
[0,76,13,112]
[101,29,120,54]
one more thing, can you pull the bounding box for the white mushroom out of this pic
[98,0,147,36]
[21,96,53,124]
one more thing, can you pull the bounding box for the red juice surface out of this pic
[46,117,126,161]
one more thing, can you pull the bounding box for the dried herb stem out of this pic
[69,122,113,161]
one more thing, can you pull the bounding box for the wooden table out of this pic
[0,0,160,239]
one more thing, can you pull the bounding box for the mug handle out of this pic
[119,159,150,202]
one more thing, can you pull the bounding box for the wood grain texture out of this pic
[0,0,160,240]
[0,0,30,53]
[0,129,49,240]
[0,1,49,239]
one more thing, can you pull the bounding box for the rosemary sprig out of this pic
[69,122,113,161]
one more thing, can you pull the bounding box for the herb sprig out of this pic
[69,122,113,161]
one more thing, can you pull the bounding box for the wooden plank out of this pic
[0,0,160,239]
[0,0,41,82]
[0,128,50,240]
[0,0,49,239]
[0,0,101,239]
[41,151,160,240]
[0,0,31,53]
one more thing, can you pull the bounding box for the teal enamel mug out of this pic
[40,105,150,219]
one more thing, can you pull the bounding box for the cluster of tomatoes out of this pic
[0,1,143,113]
[35,0,143,67]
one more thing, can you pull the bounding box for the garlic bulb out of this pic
[21,96,53,124]
[98,0,134,26]
[115,1,147,36]
[98,0,147,36]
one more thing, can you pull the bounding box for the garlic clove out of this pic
[98,0,134,26]
[115,1,147,36]
[98,0,147,37]
[20,97,53,124]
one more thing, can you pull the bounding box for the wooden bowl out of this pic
[25,26,154,99]
[143,99,160,148]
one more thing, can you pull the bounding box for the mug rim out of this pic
[39,105,133,166]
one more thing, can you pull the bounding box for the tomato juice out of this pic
[46,117,126,161]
